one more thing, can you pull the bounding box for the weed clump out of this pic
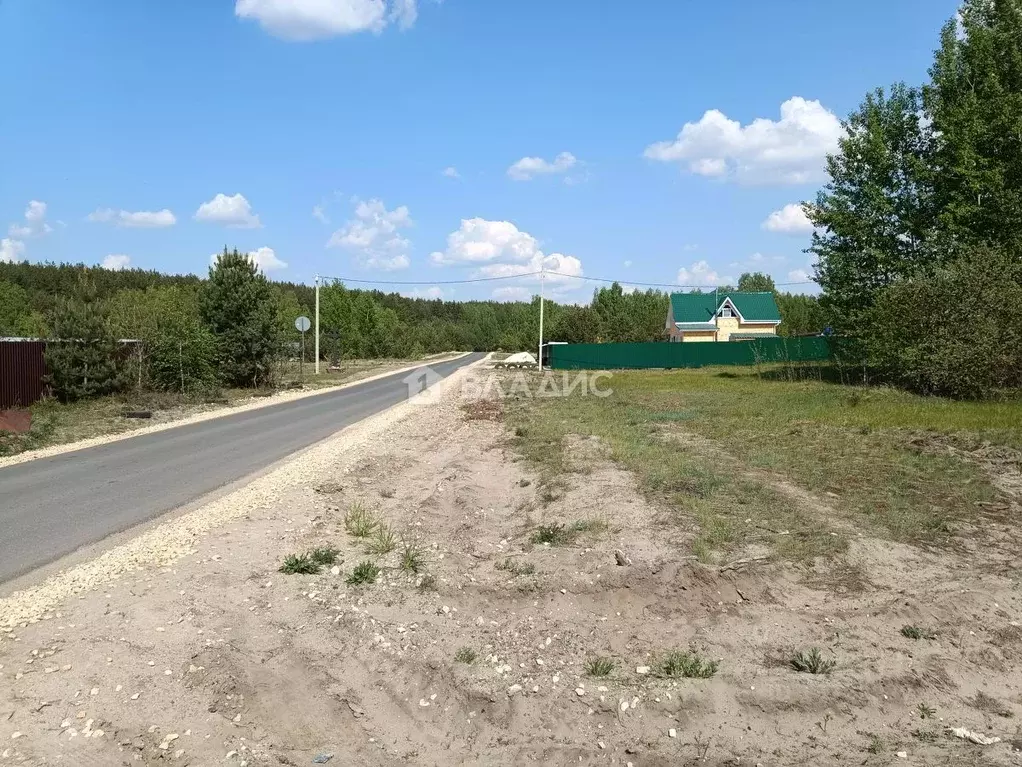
[790,647,835,675]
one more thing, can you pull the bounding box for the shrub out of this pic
[864,246,1022,399]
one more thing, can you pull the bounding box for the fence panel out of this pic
[547,337,833,370]
[0,341,48,408]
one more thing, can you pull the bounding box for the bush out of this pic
[864,246,1022,399]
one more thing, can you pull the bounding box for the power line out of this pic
[319,270,815,289]
[543,270,815,288]
[318,271,542,285]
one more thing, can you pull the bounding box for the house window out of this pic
[719,307,733,318]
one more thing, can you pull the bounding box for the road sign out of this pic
[295,315,311,333]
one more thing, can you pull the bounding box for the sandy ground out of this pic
[0,355,466,470]
[2,365,1022,766]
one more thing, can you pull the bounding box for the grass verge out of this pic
[504,366,1012,563]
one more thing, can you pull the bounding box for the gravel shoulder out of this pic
[1,363,1021,766]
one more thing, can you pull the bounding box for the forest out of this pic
[0,254,822,399]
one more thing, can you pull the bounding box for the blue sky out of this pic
[0,0,961,302]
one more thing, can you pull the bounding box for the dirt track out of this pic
[2,365,1022,765]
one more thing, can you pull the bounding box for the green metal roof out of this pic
[670,291,781,323]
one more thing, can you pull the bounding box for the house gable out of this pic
[669,291,781,325]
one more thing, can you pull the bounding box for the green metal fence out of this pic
[546,337,834,370]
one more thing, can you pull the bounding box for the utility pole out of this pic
[314,275,320,375]
[537,268,545,371]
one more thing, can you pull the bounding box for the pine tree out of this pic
[44,276,122,401]
[199,248,278,388]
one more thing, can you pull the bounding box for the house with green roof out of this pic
[666,291,781,342]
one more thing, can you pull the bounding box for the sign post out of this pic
[295,315,311,381]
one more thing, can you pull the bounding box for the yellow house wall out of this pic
[681,331,716,343]
[715,317,778,342]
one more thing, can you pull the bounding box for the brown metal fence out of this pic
[0,340,48,408]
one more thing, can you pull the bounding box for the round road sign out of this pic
[295,315,311,332]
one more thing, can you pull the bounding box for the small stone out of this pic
[668,728,677,738]
[419,699,430,707]
[10,733,22,740]
[90,688,99,696]
[614,549,631,566]
[130,693,140,700]
[896,753,907,759]
[636,666,650,675]
[507,685,522,696]
[232,714,241,722]
[575,688,585,697]
[330,566,340,576]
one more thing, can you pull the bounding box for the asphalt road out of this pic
[0,353,483,585]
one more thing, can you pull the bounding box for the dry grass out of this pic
[504,366,1014,564]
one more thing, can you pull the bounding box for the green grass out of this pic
[901,624,937,641]
[399,539,426,573]
[366,524,397,555]
[790,647,835,675]
[344,501,379,539]
[279,552,321,575]
[530,519,609,547]
[309,547,340,566]
[585,657,615,677]
[346,560,380,586]
[504,365,1014,563]
[278,547,340,574]
[657,650,718,679]
[454,647,477,664]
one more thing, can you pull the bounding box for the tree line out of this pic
[808,0,1022,398]
[1,255,823,401]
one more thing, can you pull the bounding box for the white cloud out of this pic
[102,254,131,271]
[88,208,177,228]
[431,217,584,294]
[787,268,811,283]
[762,203,813,234]
[644,97,842,185]
[411,285,447,299]
[247,246,288,272]
[328,198,412,270]
[442,166,461,179]
[8,200,52,238]
[235,0,419,41]
[507,152,578,181]
[676,260,733,287]
[430,218,538,266]
[491,286,532,302]
[623,260,633,268]
[195,193,262,229]
[209,246,288,273]
[312,204,329,224]
[0,238,26,263]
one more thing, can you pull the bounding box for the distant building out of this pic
[666,291,781,342]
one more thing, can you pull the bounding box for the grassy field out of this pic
[506,365,1021,563]
[0,357,433,458]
